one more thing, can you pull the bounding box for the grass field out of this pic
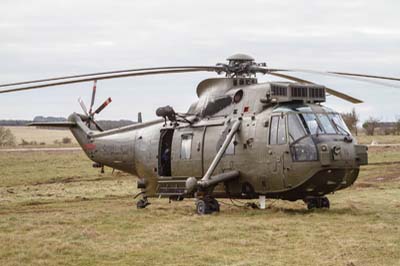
[0,148,399,265]
[4,126,78,147]
[356,134,400,145]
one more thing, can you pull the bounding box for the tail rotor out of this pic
[77,80,112,131]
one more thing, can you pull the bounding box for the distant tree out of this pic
[362,117,380,136]
[342,108,359,136]
[0,127,16,146]
[395,116,400,135]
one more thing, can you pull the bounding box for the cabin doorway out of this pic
[159,129,174,176]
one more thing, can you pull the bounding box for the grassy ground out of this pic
[4,126,78,147]
[356,133,400,145]
[0,148,399,265]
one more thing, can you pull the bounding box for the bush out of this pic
[62,137,72,144]
[20,139,38,146]
[0,127,16,147]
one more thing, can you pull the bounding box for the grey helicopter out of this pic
[2,54,398,214]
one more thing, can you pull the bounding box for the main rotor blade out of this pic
[328,71,400,82]
[268,72,364,104]
[0,67,220,94]
[94,97,112,114]
[271,68,400,89]
[0,66,222,88]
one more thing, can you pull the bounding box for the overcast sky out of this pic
[1,0,399,122]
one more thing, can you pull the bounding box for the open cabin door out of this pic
[158,129,174,176]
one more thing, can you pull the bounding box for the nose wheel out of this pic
[196,196,220,215]
[305,197,330,210]
[137,197,151,209]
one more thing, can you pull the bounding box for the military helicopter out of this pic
[2,54,399,214]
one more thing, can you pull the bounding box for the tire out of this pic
[209,198,220,212]
[136,199,150,209]
[307,199,317,210]
[196,200,208,215]
[321,197,330,209]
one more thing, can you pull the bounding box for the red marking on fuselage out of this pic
[84,143,96,150]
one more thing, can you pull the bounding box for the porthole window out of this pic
[233,90,243,103]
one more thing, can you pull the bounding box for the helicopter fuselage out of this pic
[68,77,368,202]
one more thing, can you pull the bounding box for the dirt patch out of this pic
[368,145,400,153]
[33,174,129,186]
[354,182,377,188]
[366,173,400,183]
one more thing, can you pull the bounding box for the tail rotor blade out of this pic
[89,80,97,114]
[92,120,104,132]
[94,97,112,114]
[78,97,89,116]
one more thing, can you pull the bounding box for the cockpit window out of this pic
[277,115,287,144]
[187,94,233,117]
[201,95,232,117]
[299,113,322,135]
[329,113,350,135]
[288,114,306,143]
[317,114,336,134]
[276,103,351,137]
[269,116,279,145]
[270,115,287,145]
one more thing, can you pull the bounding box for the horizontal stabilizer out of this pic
[28,122,76,128]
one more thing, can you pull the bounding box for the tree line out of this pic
[342,109,400,136]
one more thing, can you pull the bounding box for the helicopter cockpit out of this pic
[271,104,352,162]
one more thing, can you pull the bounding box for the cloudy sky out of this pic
[1,0,399,122]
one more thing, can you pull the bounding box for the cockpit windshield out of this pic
[276,104,351,143]
[274,104,351,162]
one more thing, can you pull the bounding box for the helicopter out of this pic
[2,53,399,214]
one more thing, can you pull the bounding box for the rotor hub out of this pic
[217,53,267,78]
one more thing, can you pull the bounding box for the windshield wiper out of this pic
[331,118,350,136]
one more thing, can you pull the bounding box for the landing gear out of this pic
[195,196,220,215]
[305,197,330,210]
[136,197,151,209]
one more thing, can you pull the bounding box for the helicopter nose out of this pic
[317,142,354,167]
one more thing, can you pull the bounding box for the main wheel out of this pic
[306,199,317,210]
[208,198,220,212]
[196,199,208,215]
[321,197,330,209]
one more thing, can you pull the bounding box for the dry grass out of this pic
[5,126,78,146]
[356,133,400,144]
[0,148,399,265]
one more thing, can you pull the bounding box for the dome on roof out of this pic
[226,53,254,62]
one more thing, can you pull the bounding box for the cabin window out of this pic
[180,134,192,159]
